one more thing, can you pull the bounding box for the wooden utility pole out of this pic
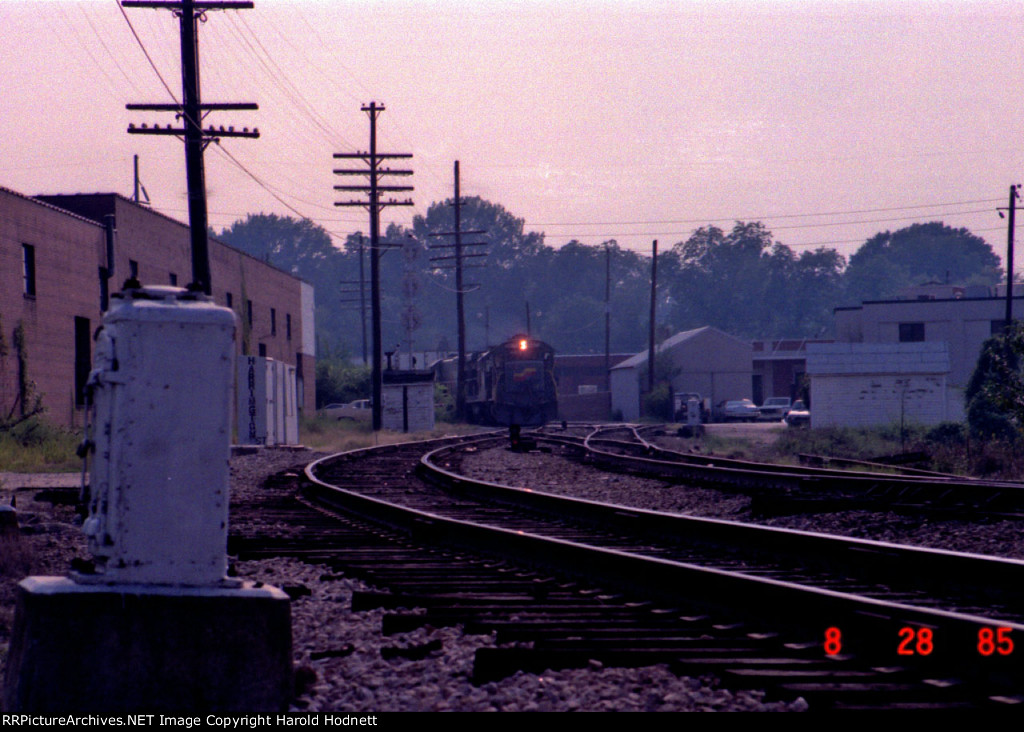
[1004,184,1020,330]
[334,102,413,431]
[605,242,611,392]
[125,0,258,295]
[648,239,658,392]
[427,161,487,420]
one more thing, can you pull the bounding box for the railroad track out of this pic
[535,424,1024,518]
[228,432,1024,709]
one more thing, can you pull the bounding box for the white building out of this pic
[819,286,1020,426]
[610,326,752,421]
[806,342,951,428]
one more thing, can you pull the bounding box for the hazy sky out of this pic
[3,0,1023,267]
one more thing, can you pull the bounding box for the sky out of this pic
[3,0,1024,268]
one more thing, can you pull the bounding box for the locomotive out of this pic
[463,335,558,426]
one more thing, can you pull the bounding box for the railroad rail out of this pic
[260,432,1024,709]
[531,424,1024,517]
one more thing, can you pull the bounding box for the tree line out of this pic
[216,200,1003,359]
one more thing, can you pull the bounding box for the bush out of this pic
[642,383,673,421]
[315,357,370,408]
[925,421,968,446]
[434,384,454,422]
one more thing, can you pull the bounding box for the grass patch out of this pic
[672,421,1024,481]
[300,414,488,454]
[0,419,81,473]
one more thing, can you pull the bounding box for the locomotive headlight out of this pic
[519,339,528,351]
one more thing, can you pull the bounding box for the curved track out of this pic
[259,432,1024,709]
[539,424,1024,518]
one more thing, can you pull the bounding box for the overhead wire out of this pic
[107,2,1016,259]
[115,0,180,105]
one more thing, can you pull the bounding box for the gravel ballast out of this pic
[16,436,1022,712]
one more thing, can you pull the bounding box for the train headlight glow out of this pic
[519,339,528,351]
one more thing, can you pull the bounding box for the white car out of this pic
[715,399,761,422]
[758,397,791,421]
[321,399,371,422]
[784,400,811,427]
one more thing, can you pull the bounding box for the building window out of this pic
[22,244,36,297]
[129,260,139,279]
[271,308,277,336]
[247,300,253,327]
[286,313,292,341]
[226,292,233,309]
[258,343,267,357]
[898,322,925,342]
[169,272,178,286]
[74,317,91,407]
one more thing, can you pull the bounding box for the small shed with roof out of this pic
[609,326,752,421]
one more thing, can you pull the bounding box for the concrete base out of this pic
[3,577,292,713]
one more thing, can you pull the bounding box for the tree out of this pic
[843,222,1001,304]
[218,213,338,275]
[666,222,843,339]
[965,322,1024,440]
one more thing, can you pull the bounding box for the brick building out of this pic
[1,186,314,429]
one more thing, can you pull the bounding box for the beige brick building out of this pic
[2,187,314,430]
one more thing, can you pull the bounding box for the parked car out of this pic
[714,399,761,422]
[321,399,371,422]
[784,400,810,427]
[758,396,791,421]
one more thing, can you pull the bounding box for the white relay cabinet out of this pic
[81,286,236,586]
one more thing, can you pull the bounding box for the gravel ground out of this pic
[5,437,1024,712]
[0,445,822,713]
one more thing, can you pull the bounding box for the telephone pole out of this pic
[427,161,487,420]
[648,239,658,392]
[334,103,413,431]
[1001,184,1021,330]
[605,241,612,392]
[125,0,258,295]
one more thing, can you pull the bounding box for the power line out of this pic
[528,198,1004,228]
[115,0,179,104]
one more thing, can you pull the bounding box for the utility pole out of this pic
[334,102,413,431]
[125,0,258,295]
[605,241,611,392]
[359,237,368,364]
[1001,184,1021,330]
[132,155,150,206]
[427,161,486,420]
[648,239,658,392]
